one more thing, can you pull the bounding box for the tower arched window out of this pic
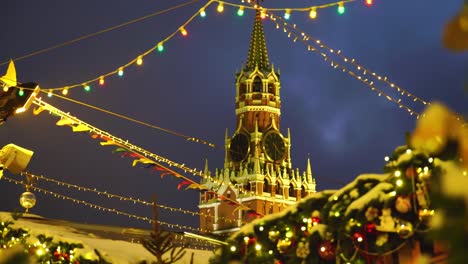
[253,76,262,93]
[263,179,269,193]
[239,83,246,96]
[268,83,275,95]
[289,183,295,198]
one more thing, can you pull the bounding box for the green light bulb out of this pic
[18,89,24,96]
[338,5,345,14]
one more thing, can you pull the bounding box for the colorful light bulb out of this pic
[260,10,266,19]
[284,9,291,20]
[99,77,105,86]
[3,86,8,92]
[309,8,317,19]
[217,3,224,13]
[18,89,24,96]
[136,56,143,65]
[83,84,91,92]
[118,67,124,77]
[365,0,373,6]
[47,90,53,97]
[62,88,69,96]
[338,3,345,14]
[237,7,245,16]
[157,43,164,52]
[200,9,206,17]
[180,27,188,36]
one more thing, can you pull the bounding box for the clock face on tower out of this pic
[229,133,250,162]
[263,131,286,162]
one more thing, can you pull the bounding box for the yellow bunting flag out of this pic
[132,158,155,167]
[56,118,75,126]
[0,60,17,87]
[72,124,91,132]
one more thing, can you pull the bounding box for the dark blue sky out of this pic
[1,0,466,230]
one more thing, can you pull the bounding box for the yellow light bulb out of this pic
[309,8,317,19]
[136,56,143,65]
[62,88,69,96]
[217,3,224,12]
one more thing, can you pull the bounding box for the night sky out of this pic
[1,0,466,230]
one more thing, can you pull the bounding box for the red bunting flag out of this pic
[177,180,192,190]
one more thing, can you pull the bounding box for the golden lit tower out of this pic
[199,9,316,235]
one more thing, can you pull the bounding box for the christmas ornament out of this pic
[395,196,412,213]
[365,207,379,221]
[365,223,376,233]
[296,240,310,259]
[405,166,417,178]
[416,183,430,208]
[376,208,396,232]
[277,239,292,254]
[318,241,336,261]
[375,233,388,247]
[396,222,413,239]
[353,233,364,243]
[19,191,36,212]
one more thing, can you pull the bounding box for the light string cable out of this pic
[266,13,421,118]
[49,92,215,147]
[218,0,356,12]
[32,97,259,216]
[3,176,208,233]
[18,171,241,225]
[0,0,200,67]
[268,15,429,107]
[43,0,215,91]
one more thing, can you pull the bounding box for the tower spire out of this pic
[245,8,270,71]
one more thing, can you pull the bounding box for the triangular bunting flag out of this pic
[33,106,44,115]
[112,147,127,154]
[0,60,17,87]
[56,118,75,126]
[177,180,192,190]
[72,124,91,132]
[132,158,155,167]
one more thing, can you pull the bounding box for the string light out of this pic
[37,0,356,94]
[200,8,206,17]
[18,89,24,96]
[217,2,224,12]
[284,9,291,20]
[157,43,164,52]
[309,8,317,19]
[62,88,68,96]
[338,3,345,14]
[99,76,105,86]
[31,97,257,216]
[117,67,124,77]
[180,27,188,36]
[3,176,208,233]
[47,90,53,97]
[83,84,91,92]
[18,172,240,225]
[237,6,245,16]
[267,14,422,118]
[136,56,143,65]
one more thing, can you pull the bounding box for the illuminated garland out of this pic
[19,171,242,225]
[31,96,258,216]
[3,176,207,233]
[32,0,360,94]
[268,14,429,108]
[266,14,422,118]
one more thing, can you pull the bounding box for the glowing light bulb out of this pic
[365,0,373,6]
[255,244,261,251]
[284,9,291,20]
[3,86,8,92]
[18,89,24,96]
[136,56,143,65]
[396,179,403,187]
[83,84,91,92]
[47,90,53,97]
[384,156,390,161]
[309,8,317,19]
[338,3,345,14]
[260,10,266,19]
[217,3,224,13]
[157,43,164,52]
[237,7,245,16]
[99,77,105,86]
[62,88,69,96]
[180,27,188,36]
[320,246,326,252]
[200,9,206,17]
[118,67,124,77]
[394,170,401,177]
[230,246,236,252]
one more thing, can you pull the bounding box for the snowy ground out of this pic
[0,212,213,264]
